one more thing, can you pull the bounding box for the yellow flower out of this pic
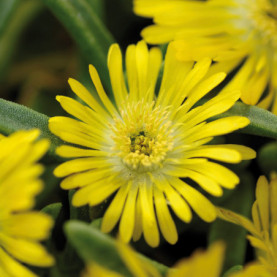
[82,262,123,277]
[230,262,272,277]
[134,0,277,113]
[0,130,54,277]
[167,242,225,277]
[83,240,225,277]
[218,176,277,276]
[49,40,255,247]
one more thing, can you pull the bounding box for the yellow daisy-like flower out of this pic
[83,240,225,277]
[82,262,123,277]
[0,130,54,277]
[231,263,272,277]
[134,0,277,113]
[218,176,277,276]
[49,41,255,247]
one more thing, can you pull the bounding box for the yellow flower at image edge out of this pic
[134,0,277,113]
[218,176,277,276]
[49,41,256,247]
[0,130,54,277]
[82,241,225,277]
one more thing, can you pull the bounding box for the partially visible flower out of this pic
[82,262,123,277]
[49,40,255,247]
[83,240,225,277]
[218,176,277,276]
[167,242,225,277]
[0,130,54,277]
[230,262,272,277]
[134,0,277,113]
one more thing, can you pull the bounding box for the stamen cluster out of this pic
[110,101,173,171]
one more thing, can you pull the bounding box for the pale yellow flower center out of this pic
[111,101,173,172]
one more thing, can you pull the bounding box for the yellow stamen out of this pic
[111,101,173,171]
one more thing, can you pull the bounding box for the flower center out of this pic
[110,101,173,172]
[247,1,277,47]
[130,131,153,156]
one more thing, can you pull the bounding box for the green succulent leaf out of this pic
[212,101,277,139]
[41,0,115,93]
[41,202,62,221]
[65,221,133,277]
[0,98,63,162]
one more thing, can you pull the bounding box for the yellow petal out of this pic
[182,72,226,113]
[184,146,242,163]
[68,78,108,117]
[54,157,109,177]
[166,166,223,196]
[160,177,192,223]
[256,176,269,233]
[252,201,261,233]
[170,177,216,222]
[89,64,119,116]
[270,178,277,227]
[0,233,54,267]
[132,190,143,242]
[154,187,178,244]
[72,179,121,207]
[186,161,240,189]
[140,182,160,247]
[217,207,258,236]
[0,247,37,277]
[60,168,112,189]
[56,95,109,130]
[119,183,139,243]
[187,116,250,142]
[101,182,130,233]
[3,212,53,240]
[247,235,268,252]
[56,145,107,158]
[168,241,225,277]
[108,44,128,109]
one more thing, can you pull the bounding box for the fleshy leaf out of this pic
[210,101,277,139]
[0,98,63,162]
